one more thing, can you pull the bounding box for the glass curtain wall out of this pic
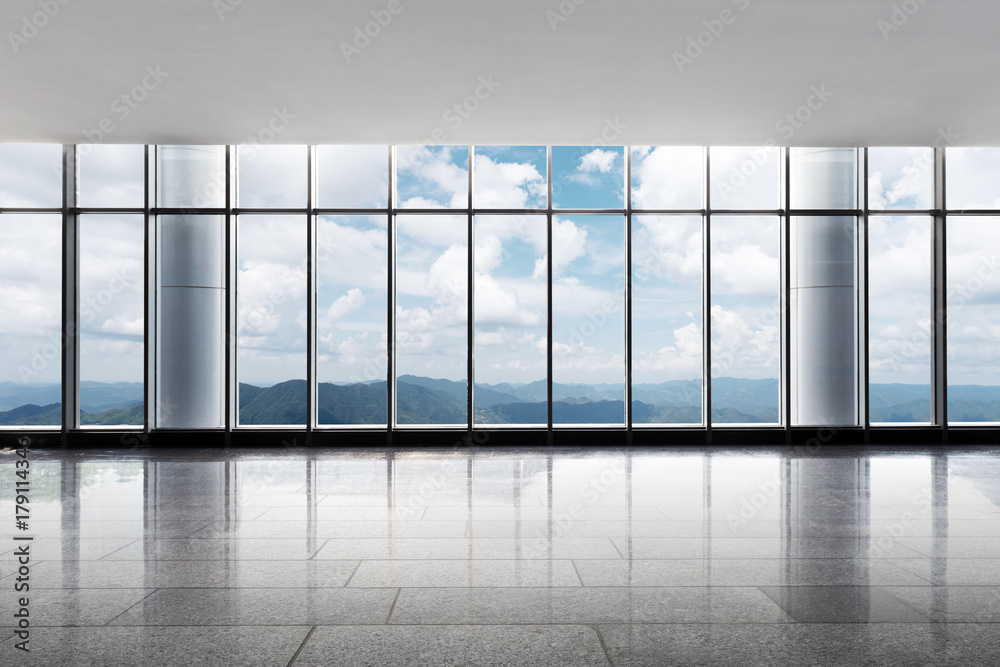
[6,143,1000,433]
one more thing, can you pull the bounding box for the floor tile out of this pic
[389,587,790,624]
[608,537,926,560]
[348,559,582,587]
[888,558,1000,585]
[313,537,622,560]
[190,519,468,539]
[758,586,930,622]
[0,538,138,561]
[254,506,427,521]
[0,589,154,626]
[573,558,931,587]
[99,538,328,560]
[597,623,995,666]
[27,559,359,588]
[292,625,611,666]
[883,585,1000,622]
[0,626,310,667]
[108,588,397,625]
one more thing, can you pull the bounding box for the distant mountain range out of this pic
[3,377,1000,426]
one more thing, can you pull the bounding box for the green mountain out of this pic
[3,378,1000,427]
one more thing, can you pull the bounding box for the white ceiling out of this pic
[1,0,997,146]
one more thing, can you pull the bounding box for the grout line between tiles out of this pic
[103,588,160,626]
[342,560,363,587]
[96,538,141,561]
[385,588,402,624]
[570,560,586,586]
[308,538,331,561]
[285,624,318,667]
[591,624,616,667]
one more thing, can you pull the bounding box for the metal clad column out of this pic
[791,148,857,426]
[156,146,225,428]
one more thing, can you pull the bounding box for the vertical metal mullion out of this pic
[625,148,633,442]
[225,145,234,440]
[306,145,316,440]
[861,148,870,436]
[143,145,152,434]
[467,146,474,433]
[61,145,79,438]
[387,146,396,443]
[783,147,792,438]
[933,147,948,436]
[704,147,712,441]
[546,146,554,441]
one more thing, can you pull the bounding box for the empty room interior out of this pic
[2,1,1000,665]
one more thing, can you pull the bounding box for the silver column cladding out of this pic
[791,148,858,426]
[156,146,225,428]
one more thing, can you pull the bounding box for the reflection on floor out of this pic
[2,445,1000,665]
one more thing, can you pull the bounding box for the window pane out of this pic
[79,144,145,208]
[947,216,1000,423]
[0,144,62,208]
[473,146,546,209]
[473,215,547,426]
[0,214,62,426]
[237,215,307,426]
[237,145,306,208]
[631,146,703,210]
[868,216,932,424]
[396,146,468,209]
[946,148,1000,210]
[868,147,933,211]
[80,215,144,426]
[317,215,389,426]
[157,145,226,208]
[790,147,857,210]
[317,145,388,208]
[552,215,625,425]
[631,215,703,425]
[551,146,624,209]
[395,214,468,425]
[709,146,780,210]
[711,215,781,424]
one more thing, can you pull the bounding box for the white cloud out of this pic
[326,288,365,322]
[238,145,308,208]
[546,217,588,278]
[397,146,468,209]
[473,154,545,208]
[632,215,702,283]
[635,322,703,374]
[474,273,544,327]
[631,146,703,209]
[709,146,780,209]
[100,316,144,336]
[868,147,933,210]
[710,305,780,378]
[579,149,617,174]
[317,145,388,208]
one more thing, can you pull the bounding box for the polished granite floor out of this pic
[2,445,1000,666]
